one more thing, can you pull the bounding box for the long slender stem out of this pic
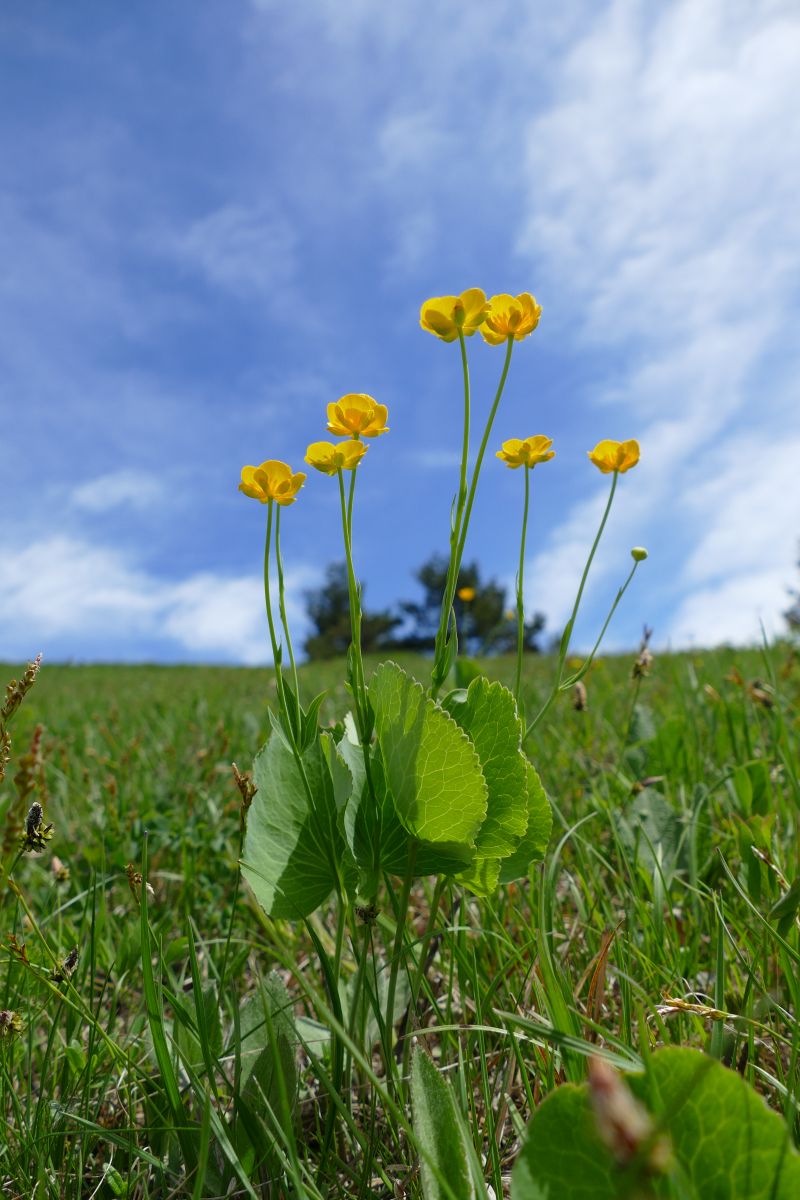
[431,331,472,689]
[562,471,619,656]
[275,506,301,726]
[338,468,367,727]
[338,465,384,889]
[514,466,531,706]
[455,329,471,540]
[526,471,619,737]
[384,843,418,1084]
[332,890,347,996]
[563,560,640,688]
[399,874,447,1076]
[263,501,292,728]
[347,465,357,539]
[432,336,515,696]
[454,336,515,569]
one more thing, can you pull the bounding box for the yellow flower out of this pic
[496,435,555,469]
[419,288,490,342]
[304,439,368,475]
[457,586,476,602]
[588,439,640,475]
[326,394,389,438]
[239,460,306,505]
[482,293,542,345]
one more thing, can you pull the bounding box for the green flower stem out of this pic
[399,873,447,1077]
[338,466,384,891]
[266,504,332,843]
[384,841,418,1085]
[263,500,291,728]
[337,468,367,729]
[275,505,301,727]
[453,334,514,573]
[347,917,372,1047]
[432,335,515,697]
[514,465,531,707]
[332,890,348,1000]
[526,471,619,737]
[455,328,471,539]
[562,559,641,689]
[347,460,357,536]
[431,330,472,691]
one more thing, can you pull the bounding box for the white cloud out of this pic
[377,111,450,178]
[171,203,297,299]
[519,0,800,646]
[71,469,165,512]
[0,536,318,664]
[666,432,800,645]
[681,434,800,588]
[669,568,788,648]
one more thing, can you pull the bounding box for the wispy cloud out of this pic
[4,2,797,660]
[169,203,298,300]
[71,469,165,512]
[377,110,451,178]
[0,535,318,664]
[518,0,800,645]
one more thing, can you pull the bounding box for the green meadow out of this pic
[1,645,799,1197]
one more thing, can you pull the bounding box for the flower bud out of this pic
[630,547,648,562]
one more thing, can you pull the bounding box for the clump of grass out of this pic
[0,641,796,1197]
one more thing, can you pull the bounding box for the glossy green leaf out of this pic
[444,677,529,858]
[241,732,345,919]
[338,733,409,892]
[370,662,487,869]
[512,1047,800,1199]
[498,762,552,884]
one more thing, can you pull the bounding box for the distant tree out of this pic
[303,563,400,660]
[393,553,546,656]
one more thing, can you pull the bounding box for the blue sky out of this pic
[2,1,799,664]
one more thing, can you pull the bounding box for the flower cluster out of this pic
[235,286,644,729]
[238,394,389,502]
[420,288,541,345]
[237,290,642,504]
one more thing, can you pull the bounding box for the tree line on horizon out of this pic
[303,554,548,661]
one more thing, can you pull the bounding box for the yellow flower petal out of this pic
[326,394,389,438]
[420,289,489,341]
[239,465,266,499]
[337,439,369,470]
[305,441,337,475]
[238,459,305,504]
[496,435,555,469]
[305,440,368,475]
[482,292,542,345]
[420,298,460,341]
[587,439,641,475]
